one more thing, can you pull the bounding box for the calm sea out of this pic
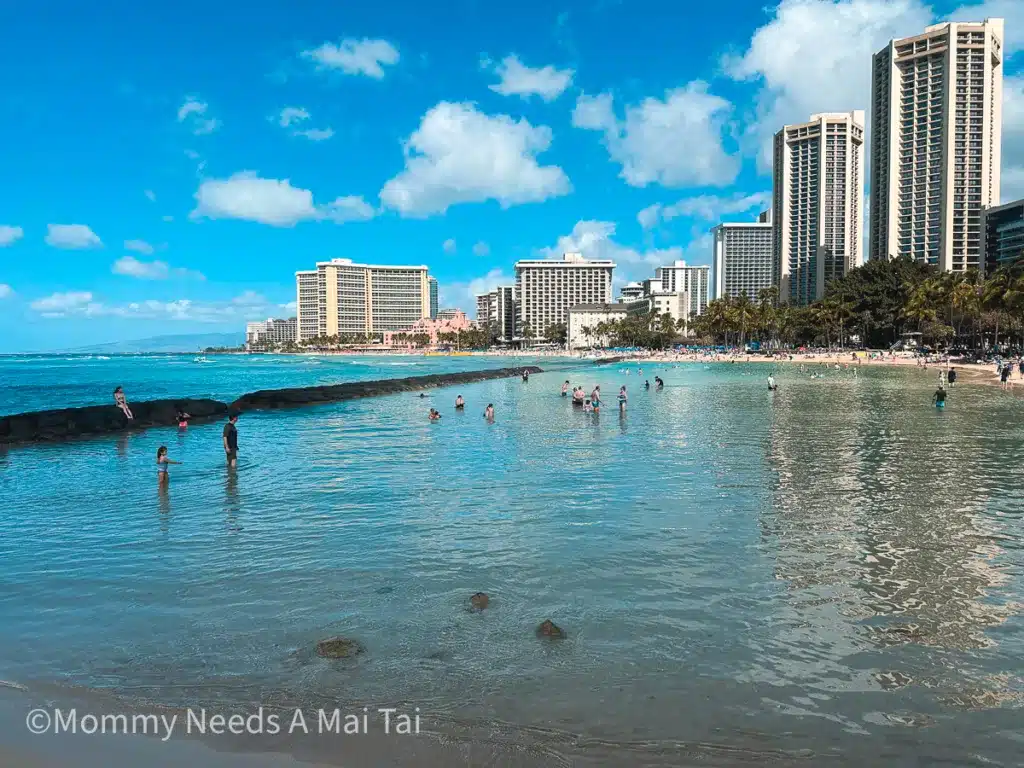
[0,354,1022,766]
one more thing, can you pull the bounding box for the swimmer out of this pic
[156,446,180,487]
[484,404,495,421]
[561,380,569,397]
[455,395,465,409]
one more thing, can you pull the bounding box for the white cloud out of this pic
[144,189,156,202]
[112,256,203,281]
[0,284,12,299]
[640,191,772,229]
[30,290,276,322]
[472,241,490,256]
[946,2,1024,56]
[162,215,174,223]
[192,172,375,227]
[442,238,457,254]
[380,101,571,216]
[124,239,155,255]
[440,268,514,315]
[724,0,932,169]
[302,38,400,78]
[45,224,102,249]
[539,220,691,283]
[294,127,334,141]
[572,82,739,187]
[0,225,24,246]
[277,106,311,127]
[487,54,573,101]
[177,97,220,136]
[279,300,297,314]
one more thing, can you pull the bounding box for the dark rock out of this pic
[470,592,489,610]
[593,357,625,365]
[229,367,544,412]
[536,619,566,639]
[0,398,228,445]
[315,637,364,659]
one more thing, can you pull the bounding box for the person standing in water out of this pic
[156,446,180,488]
[561,380,569,397]
[484,404,495,421]
[933,384,947,408]
[767,374,777,391]
[947,367,957,387]
[223,413,239,467]
[591,386,601,413]
[455,395,465,409]
[618,386,627,412]
[644,379,650,390]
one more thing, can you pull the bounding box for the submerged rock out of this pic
[470,592,489,610]
[315,637,365,659]
[536,619,566,639]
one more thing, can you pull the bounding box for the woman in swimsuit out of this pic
[113,386,133,420]
[156,446,180,487]
[618,386,627,411]
[176,410,191,429]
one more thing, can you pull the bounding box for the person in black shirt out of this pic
[223,413,239,467]
[946,367,957,387]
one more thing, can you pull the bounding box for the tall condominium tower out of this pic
[773,111,865,305]
[653,260,710,316]
[428,276,438,319]
[514,252,614,340]
[295,259,431,342]
[711,220,774,301]
[869,19,1004,271]
[476,286,517,341]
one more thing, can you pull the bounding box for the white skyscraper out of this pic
[711,221,774,301]
[653,260,710,316]
[869,19,1004,272]
[773,111,865,305]
[514,252,615,340]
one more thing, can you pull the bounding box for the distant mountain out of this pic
[65,333,244,354]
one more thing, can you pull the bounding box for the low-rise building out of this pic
[382,310,472,347]
[567,304,629,349]
[246,317,297,348]
[981,199,1024,275]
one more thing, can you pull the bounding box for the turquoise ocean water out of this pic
[0,354,1022,765]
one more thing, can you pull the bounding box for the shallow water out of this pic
[1,357,1022,765]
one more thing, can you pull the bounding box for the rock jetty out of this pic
[0,398,227,444]
[229,366,543,412]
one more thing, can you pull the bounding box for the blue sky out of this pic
[1,0,1022,351]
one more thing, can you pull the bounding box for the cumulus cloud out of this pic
[302,38,400,78]
[0,284,12,299]
[724,0,931,169]
[0,225,24,247]
[380,101,570,216]
[442,238,457,254]
[572,82,738,187]
[45,224,102,249]
[112,256,205,281]
[472,241,490,256]
[440,268,514,315]
[273,107,334,141]
[177,97,220,135]
[487,54,574,101]
[639,191,772,229]
[30,290,278,322]
[191,172,375,227]
[124,239,155,255]
[539,220,691,283]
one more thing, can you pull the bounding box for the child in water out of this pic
[429,408,441,421]
[156,446,180,487]
[583,399,593,413]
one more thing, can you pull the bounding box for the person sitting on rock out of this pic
[113,386,133,420]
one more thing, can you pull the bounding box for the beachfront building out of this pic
[428,277,438,319]
[295,259,432,342]
[246,317,297,348]
[567,304,629,349]
[649,290,690,332]
[382,310,472,348]
[515,252,615,341]
[773,111,865,305]
[476,286,517,342]
[981,199,1024,274]
[475,292,496,329]
[618,281,647,302]
[869,19,1004,272]
[711,221,774,301]
[653,261,709,316]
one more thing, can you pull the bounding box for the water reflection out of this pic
[224,467,241,533]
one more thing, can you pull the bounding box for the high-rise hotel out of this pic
[869,19,1004,272]
[295,259,432,342]
[514,252,615,339]
[773,111,865,305]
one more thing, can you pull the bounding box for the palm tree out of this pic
[983,270,1011,348]
[732,293,756,346]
